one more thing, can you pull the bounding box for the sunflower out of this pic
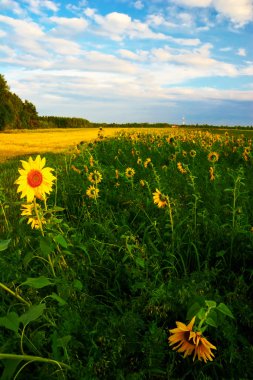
[192,334,216,363]
[169,317,216,362]
[86,185,99,199]
[125,167,135,178]
[88,170,103,184]
[144,158,151,168]
[208,152,219,163]
[21,203,46,230]
[190,150,196,158]
[168,316,196,358]
[177,162,187,174]
[153,189,168,208]
[15,155,56,203]
[209,167,215,181]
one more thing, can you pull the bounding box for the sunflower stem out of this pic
[0,282,31,307]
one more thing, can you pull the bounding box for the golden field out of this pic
[0,127,180,162]
[0,127,124,161]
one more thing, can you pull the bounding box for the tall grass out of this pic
[0,128,252,379]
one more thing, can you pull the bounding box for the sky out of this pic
[0,0,252,125]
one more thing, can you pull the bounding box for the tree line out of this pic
[0,74,38,130]
[0,74,252,131]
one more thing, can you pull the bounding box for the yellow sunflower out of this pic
[208,152,219,163]
[169,317,216,362]
[88,170,103,184]
[15,155,56,203]
[168,316,196,358]
[190,150,196,158]
[21,203,46,230]
[144,158,152,168]
[86,185,99,199]
[125,167,135,178]
[192,334,216,363]
[153,189,168,208]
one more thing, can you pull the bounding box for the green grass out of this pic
[0,128,253,379]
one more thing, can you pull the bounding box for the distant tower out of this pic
[182,116,185,125]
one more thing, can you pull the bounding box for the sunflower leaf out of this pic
[217,303,234,319]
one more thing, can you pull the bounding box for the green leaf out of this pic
[73,279,83,291]
[0,239,11,252]
[135,257,145,268]
[48,293,67,306]
[205,300,217,308]
[1,359,22,380]
[186,302,202,320]
[54,234,68,249]
[19,304,46,326]
[39,236,54,256]
[217,303,234,319]
[0,312,20,333]
[197,308,205,320]
[206,317,217,328]
[21,276,54,289]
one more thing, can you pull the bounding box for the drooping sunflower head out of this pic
[153,189,168,208]
[208,151,219,163]
[125,167,135,178]
[15,155,56,203]
[88,170,103,184]
[168,316,216,362]
[86,185,99,199]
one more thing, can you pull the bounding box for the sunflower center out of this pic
[27,170,43,188]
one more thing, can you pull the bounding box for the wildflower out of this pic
[115,169,119,179]
[168,316,196,358]
[208,152,219,163]
[170,154,176,161]
[169,317,216,362]
[137,157,142,165]
[140,179,145,187]
[153,189,168,208]
[84,165,89,173]
[182,150,187,157]
[71,165,81,174]
[209,167,215,181]
[125,167,135,178]
[21,203,46,230]
[144,158,151,168]
[88,170,103,184]
[86,185,99,199]
[177,162,187,174]
[190,150,196,158]
[192,333,217,363]
[15,155,56,203]
[89,156,94,166]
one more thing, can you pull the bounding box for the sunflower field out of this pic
[0,127,253,379]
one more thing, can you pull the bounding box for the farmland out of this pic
[0,126,253,379]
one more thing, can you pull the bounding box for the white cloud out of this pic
[23,0,59,15]
[236,48,246,57]
[213,0,253,26]
[0,0,24,15]
[174,0,212,7]
[86,11,168,41]
[134,1,144,10]
[220,46,232,52]
[170,0,253,26]
[50,16,88,34]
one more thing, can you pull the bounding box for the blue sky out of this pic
[0,0,252,125]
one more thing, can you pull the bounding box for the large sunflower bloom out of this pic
[15,155,56,203]
[153,189,168,208]
[168,316,196,358]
